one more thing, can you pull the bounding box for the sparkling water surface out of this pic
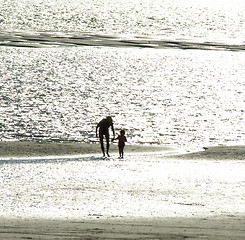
[1,0,245,147]
[1,0,245,41]
[1,47,245,148]
[1,0,245,221]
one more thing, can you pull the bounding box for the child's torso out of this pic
[118,136,127,145]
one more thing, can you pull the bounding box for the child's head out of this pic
[120,130,125,136]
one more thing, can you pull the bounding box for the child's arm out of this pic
[111,136,118,142]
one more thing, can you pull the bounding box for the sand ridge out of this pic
[170,145,245,160]
[0,141,175,159]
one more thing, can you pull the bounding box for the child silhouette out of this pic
[115,130,127,158]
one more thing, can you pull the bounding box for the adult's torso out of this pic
[99,119,111,133]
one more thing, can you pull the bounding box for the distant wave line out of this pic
[0,31,244,51]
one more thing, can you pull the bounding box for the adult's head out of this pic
[106,116,113,124]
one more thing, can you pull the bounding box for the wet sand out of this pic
[1,141,245,160]
[0,216,245,240]
[1,31,244,51]
[0,141,175,159]
[171,145,245,160]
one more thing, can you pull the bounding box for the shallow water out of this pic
[0,154,245,220]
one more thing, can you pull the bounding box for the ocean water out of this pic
[1,47,245,149]
[1,0,245,148]
[0,0,245,221]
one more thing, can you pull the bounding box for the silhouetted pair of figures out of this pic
[96,116,127,158]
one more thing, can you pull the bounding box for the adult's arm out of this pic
[96,122,100,138]
[111,123,115,138]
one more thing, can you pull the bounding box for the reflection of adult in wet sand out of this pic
[96,116,115,157]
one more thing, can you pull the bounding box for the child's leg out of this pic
[119,145,124,158]
[121,146,124,158]
[119,145,123,158]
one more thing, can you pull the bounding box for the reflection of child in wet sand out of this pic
[115,130,127,158]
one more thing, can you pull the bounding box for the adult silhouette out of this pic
[96,116,115,157]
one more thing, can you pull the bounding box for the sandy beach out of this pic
[170,145,245,160]
[0,216,245,240]
[1,141,245,161]
[0,141,175,159]
[1,142,245,239]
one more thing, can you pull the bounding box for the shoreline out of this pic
[170,145,245,160]
[0,216,244,239]
[1,141,245,160]
[0,141,176,159]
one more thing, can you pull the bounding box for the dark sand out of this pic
[0,141,175,159]
[0,216,245,240]
[170,145,245,160]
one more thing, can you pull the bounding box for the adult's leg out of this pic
[105,132,110,157]
[99,133,105,157]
